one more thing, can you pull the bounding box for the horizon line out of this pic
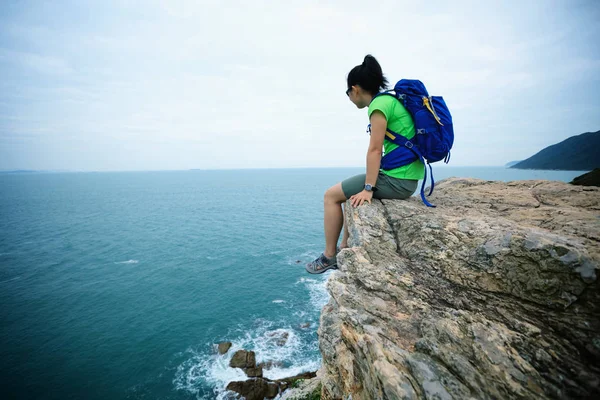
[0,165,517,174]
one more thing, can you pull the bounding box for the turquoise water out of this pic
[0,167,588,399]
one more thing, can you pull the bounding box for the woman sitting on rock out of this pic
[306,55,425,274]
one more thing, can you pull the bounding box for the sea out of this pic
[0,167,588,400]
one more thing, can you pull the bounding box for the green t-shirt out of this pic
[368,95,425,180]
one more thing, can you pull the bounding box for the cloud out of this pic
[0,0,599,170]
[0,48,73,75]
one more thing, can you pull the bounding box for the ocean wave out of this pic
[296,276,330,310]
[0,276,21,284]
[114,259,139,264]
[173,345,247,400]
[173,320,323,399]
[172,252,330,399]
[293,310,307,319]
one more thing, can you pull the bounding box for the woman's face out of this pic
[347,85,369,109]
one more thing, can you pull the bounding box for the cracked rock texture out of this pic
[318,178,599,399]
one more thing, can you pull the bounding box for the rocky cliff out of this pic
[318,178,599,399]
[571,168,600,187]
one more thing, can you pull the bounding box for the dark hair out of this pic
[347,54,388,95]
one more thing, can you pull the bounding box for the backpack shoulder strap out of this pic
[370,91,398,104]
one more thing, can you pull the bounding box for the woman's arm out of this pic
[349,110,386,207]
[365,110,386,186]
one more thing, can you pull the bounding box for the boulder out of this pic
[265,382,279,398]
[244,366,263,378]
[217,341,232,355]
[265,330,290,346]
[226,378,278,400]
[276,333,289,346]
[229,350,256,369]
[319,178,599,399]
[226,370,318,399]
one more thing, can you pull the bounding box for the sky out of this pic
[0,0,599,171]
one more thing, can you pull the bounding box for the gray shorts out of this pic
[341,172,418,200]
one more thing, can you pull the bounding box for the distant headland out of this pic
[510,130,599,171]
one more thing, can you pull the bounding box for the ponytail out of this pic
[347,55,388,95]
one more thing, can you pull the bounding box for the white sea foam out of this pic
[295,277,316,284]
[173,320,323,399]
[264,359,321,381]
[172,251,330,398]
[173,345,247,400]
[293,310,307,319]
[114,259,139,264]
[296,276,330,310]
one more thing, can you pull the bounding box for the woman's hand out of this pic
[350,190,373,208]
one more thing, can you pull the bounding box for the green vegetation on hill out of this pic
[511,130,599,171]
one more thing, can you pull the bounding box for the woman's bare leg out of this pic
[323,183,347,258]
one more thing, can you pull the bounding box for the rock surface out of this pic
[279,376,322,400]
[226,371,317,400]
[571,168,600,187]
[319,178,600,399]
[218,341,232,355]
[245,366,263,378]
[273,371,318,392]
[229,350,256,369]
[226,378,278,400]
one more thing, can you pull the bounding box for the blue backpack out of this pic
[371,79,454,207]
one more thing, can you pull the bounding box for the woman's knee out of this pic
[324,183,347,204]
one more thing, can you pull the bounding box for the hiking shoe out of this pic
[305,253,338,274]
